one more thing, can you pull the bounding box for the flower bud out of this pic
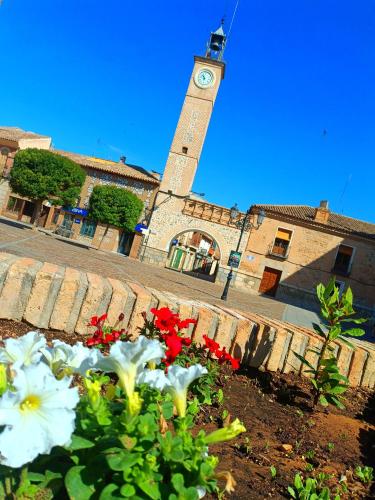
[204,418,246,444]
[0,364,7,396]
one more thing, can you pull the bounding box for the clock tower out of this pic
[144,25,227,265]
[159,25,226,197]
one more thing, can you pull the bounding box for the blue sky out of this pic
[1,0,374,222]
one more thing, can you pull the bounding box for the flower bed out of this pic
[0,317,373,499]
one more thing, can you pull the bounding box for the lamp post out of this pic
[221,205,265,301]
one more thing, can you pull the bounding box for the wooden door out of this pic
[259,267,282,296]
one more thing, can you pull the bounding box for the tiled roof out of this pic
[55,150,160,185]
[0,126,50,142]
[252,204,375,241]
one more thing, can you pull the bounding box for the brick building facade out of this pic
[238,202,375,314]
[0,127,159,256]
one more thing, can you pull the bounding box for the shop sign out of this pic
[227,250,242,269]
[63,206,89,217]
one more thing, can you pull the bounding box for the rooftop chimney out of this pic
[119,156,126,164]
[314,200,330,224]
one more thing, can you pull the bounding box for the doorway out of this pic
[259,267,282,296]
[118,230,134,256]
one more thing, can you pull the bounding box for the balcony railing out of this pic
[182,199,246,228]
[268,243,289,259]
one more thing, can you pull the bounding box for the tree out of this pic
[89,185,143,234]
[9,149,86,225]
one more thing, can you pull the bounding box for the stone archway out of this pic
[166,229,221,282]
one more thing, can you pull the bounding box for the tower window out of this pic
[182,147,188,154]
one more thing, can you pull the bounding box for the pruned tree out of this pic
[89,185,143,238]
[9,149,86,225]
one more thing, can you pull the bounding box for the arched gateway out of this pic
[141,24,250,285]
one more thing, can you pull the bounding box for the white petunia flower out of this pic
[137,368,171,392]
[96,336,165,402]
[0,331,46,367]
[41,340,98,376]
[165,364,208,417]
[0,363,79,468]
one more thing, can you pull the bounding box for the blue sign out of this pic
[74,218,81,224]
[64,206,89,217]
[134,223,148,233]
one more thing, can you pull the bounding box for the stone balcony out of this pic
[183,199,245,228]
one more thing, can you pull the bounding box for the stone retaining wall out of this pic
[0,252,373,389]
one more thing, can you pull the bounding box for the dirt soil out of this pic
[0,319,374,499]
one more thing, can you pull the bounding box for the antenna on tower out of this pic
[227,0,240,40]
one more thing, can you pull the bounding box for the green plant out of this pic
[288,473,339,499]
[0,327,246,498]
[326,443,335,454]
[294,278,366,409]
[89,184,143,233]
[235,436,252,457]
[354,465,373,484]
[305,463,314,472]
[9,149,86,225]
[270,465,277,479]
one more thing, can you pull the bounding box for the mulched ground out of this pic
[0,319,374,499]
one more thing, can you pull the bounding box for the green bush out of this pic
[89,185,143,232]
[9,149,86,224]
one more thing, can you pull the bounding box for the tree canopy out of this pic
[10,149,86,207]
[89,185,143,232]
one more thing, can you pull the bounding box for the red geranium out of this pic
[202,335,240,371]
[150,307,180,333]
[177,318,197,331]
[89,314,107,327]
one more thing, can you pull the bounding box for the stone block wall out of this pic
[0,252,373,389]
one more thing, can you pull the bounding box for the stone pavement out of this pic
[0,219,286,321]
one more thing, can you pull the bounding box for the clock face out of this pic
[195,68,215,88]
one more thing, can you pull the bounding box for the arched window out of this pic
[0,147,10,156]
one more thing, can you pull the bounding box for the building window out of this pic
[80,218,97,238]
[270,228,292,257]
[0,147,10,156]
[182,147,188,154]
[332,245,354,276]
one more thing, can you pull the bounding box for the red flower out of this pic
[203,334,220,354]
[151,307,180,333]
[177,318,197,331]
[89,314,107,327]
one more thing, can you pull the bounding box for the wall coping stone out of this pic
[0,252,373,389]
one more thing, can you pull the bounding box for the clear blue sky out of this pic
[1,0,374,222]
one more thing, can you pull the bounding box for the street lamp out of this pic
[221,205,266,301]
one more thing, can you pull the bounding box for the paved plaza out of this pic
[0,218,289,321]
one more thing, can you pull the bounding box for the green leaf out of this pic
[293,352,316,371]
[341,317,367,324]
[65,465,95,500]
[294,474,303,490]
[161,401,174,420]
[319,394,329,406]
[327,385,347,395]
[172,473,185,493]
[287,486,297,498]
[100,483,123,499]
[68,435,95,451]
[120,484,137,498]
[316,283,325,302]
[343,328,365,337]
[137,480,160,500]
